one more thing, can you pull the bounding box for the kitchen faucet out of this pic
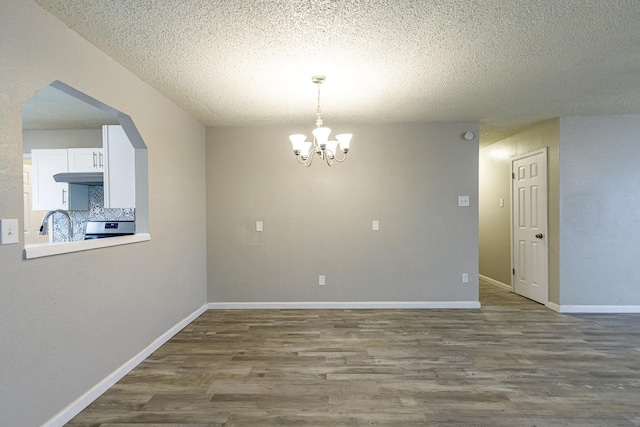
[39,209,73,241]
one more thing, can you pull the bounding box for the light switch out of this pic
[499,198,504,207]
[458,196,470,207]
[372,220,379,231]
[0,219,19,245]
[256,221,263,232]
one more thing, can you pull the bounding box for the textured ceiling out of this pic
[33,0,640,145]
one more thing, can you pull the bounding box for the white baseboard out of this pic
[478,277,640,313]
[556,305,640,314]
[545,301,560,312]
[42,304,208,427]
[479,274,512,291]
[208,301,481,309]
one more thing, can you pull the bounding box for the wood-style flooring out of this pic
[67,281,640,426]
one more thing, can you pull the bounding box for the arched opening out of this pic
[22,80,148,252]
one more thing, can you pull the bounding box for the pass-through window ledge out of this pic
[24,233,150,259]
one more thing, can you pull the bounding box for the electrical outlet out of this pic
[372,220,379,231]
[462,273,469,283]
[0,219,19,245]
[256,221,263,232]
[319,275,326,286]
[458,196,470,207]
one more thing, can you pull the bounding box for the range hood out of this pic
[53,172,104,185]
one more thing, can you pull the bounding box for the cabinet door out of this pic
[103,125,135,208]
[32,149,69,210]
[68,148,104,172]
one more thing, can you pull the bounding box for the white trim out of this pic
[208,301,481,310]
[545,301,560,312]
[545,302,640,313]
[41,304,207,427]
[510,147,548,162]
[24,233,150,259]
[479,274,512,291]
[556,305,640,314]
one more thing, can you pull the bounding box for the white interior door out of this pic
[512,149,548,304]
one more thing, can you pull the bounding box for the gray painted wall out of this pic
[478,120,560,302]
[0,2,207,425]
[559,115,640,305]
[207,123,479,303]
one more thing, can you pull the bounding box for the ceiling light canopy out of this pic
[289,76,352,167]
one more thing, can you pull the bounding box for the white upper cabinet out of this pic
[31,149,69,210]
[30,126,135,211]
[31,149,90,211]
[68,148,104,172]
[103,125,136,208]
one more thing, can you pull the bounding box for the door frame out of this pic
[510,147,549,304]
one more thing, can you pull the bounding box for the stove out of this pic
[84,221,135,240]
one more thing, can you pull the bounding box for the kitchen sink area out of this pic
[24,185,148,259]
[44,185,135,242]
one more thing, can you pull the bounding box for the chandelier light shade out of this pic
[289,75,352,167]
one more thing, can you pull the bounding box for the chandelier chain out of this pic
[315,80,323,127]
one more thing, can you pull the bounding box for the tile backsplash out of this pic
[52,186,135,241]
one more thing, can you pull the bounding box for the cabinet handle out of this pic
[99,152,104,168]
[62,189,67,205]
[93,152,98,168]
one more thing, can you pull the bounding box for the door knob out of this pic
[535,233,544,239]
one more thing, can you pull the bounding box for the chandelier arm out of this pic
[304,150,316,167]
[295,155,307,165]
[333,151,348,163]
[325,148,337,162]
[325,152,333,166]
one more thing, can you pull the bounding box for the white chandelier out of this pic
[289,75,352,167]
